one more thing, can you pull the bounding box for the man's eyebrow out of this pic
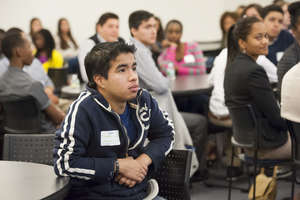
[116,64,128,69]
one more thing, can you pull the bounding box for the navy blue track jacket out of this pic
[54,86,175,200]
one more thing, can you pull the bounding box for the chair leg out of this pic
[292,164,296,200]
[245,163,251,192]
[228,145,234,200]
[253,150,258,200]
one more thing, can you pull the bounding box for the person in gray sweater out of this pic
[128,10,209,179]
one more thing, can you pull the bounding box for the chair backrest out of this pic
[152,149,192,200]
[2,133,54,165]
[228,104,257,148]
[48,68,68,92]
[1,96,41,134]
[286,120,300,162]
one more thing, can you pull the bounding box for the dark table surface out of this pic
[0,161,70,200]
[170,74,212,96]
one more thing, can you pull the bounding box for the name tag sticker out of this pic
[100,130,120,146]
[184,54,196,63]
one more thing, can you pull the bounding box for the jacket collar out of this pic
[86,85,143,111]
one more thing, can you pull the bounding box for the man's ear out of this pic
[130,28,137,37]
[14,47,22,58]
[96,24,102,34]
[93,74,106,89]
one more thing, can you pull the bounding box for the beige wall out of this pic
[0,0,277,44]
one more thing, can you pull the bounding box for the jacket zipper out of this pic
[113,112,130,156]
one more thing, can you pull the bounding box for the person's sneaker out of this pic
[226,166,243,181]
[276,166,293,179]
[190,169,209,183]
[265,166,293,179]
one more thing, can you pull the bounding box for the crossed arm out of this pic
[115,154,152,187]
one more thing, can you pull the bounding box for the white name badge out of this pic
[184,54,196,63]
[100,130,120,146]
[276,52,284,62]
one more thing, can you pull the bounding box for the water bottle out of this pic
[70,74,80,89]
[166,62,176,80]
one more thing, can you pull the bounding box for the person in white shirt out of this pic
[78,12,124,82]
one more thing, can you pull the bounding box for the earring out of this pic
[242,48,246,54]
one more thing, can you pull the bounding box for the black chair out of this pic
[48,67,68,93]
[0,96,41,134]
[2,133,55,165]
[227,104,294,200]
[152,149,192,200]
[286,120,300,198]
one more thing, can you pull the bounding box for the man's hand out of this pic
[115,174,137,188]
[136,153,152,172]
[118,157,147,183]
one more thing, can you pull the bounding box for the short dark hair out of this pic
[241,4,263,18]
[262,4,284,19]
[165,19,183,33]
[288,1,300,29]
[97,12,119,26]
[129,10,154,35]
[85,42,136,88]
[2,32,25,59]
[0,29,5,56]
[6,27,23,35]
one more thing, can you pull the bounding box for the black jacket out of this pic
[224,53,287,149]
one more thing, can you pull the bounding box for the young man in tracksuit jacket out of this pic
[54,42,175,200]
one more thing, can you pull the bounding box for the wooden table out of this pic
[170,74,212,96]
[0,161,70,200]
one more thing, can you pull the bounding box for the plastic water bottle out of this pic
[70,74,80,89]
[166,62,176,80]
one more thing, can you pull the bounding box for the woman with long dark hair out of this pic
[33,29,63,72]
[29,17,42,41]
[56,18,79,73]
[224,16,291,159]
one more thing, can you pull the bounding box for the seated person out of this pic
[158,19,206,76]
[262,4,294,65]
[219,11,239,48]
[158,19,208,116]
[29,17,42,43]
[0,32,65,132]
[277,1,300,97]
[241,3,263,20]
[55,18,79,74]
[0,27,59,105]
[281,62,300,125]
[78,12,124,82]
[224,16,291,160]
[32,29,64,73]
[54,42,174,200]
[129,10,208,178]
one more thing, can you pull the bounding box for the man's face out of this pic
[19,37,34,66]
[131,17,157,46]
[97,53,139,103]
[97,18,119,42]
[263,11,284,40]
